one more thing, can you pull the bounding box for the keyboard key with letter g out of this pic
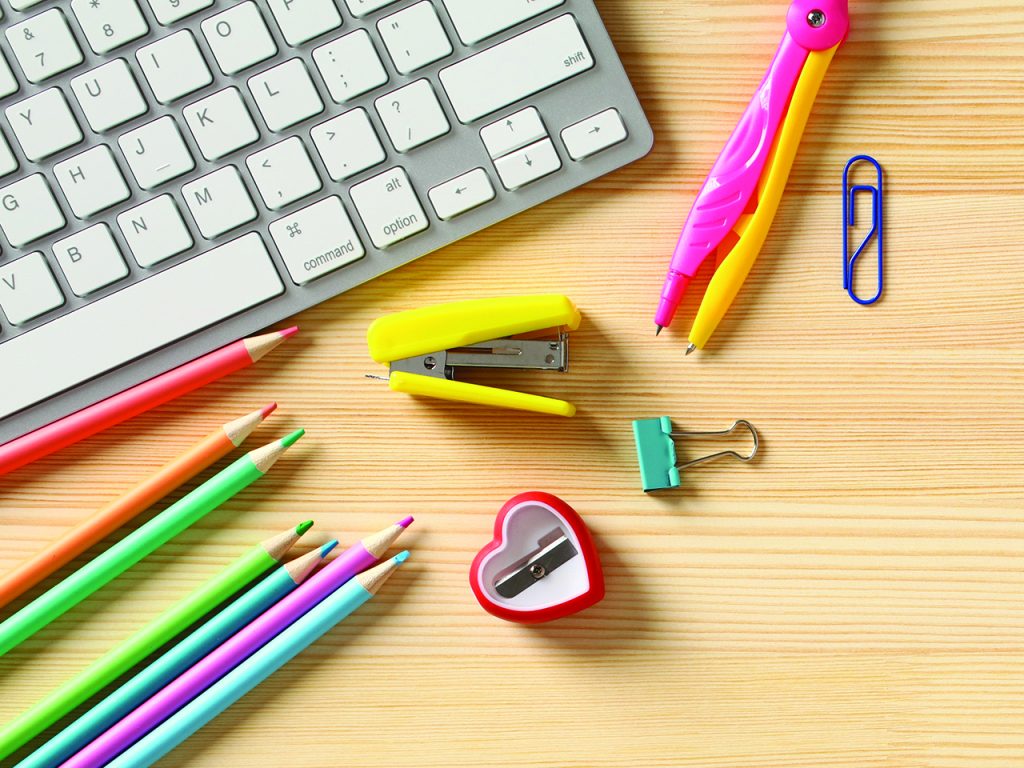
[0,174,66,247]
[440,15,595,124]
[0,234,284,419]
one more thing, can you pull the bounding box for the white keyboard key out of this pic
[182,166,257,239]
[428,168,495,220]
[270,196,364,284]
[117,194,193,267]
[378,2,452,75]
[6,9,84,84]
[0,52,20,99]
[311,108,385,182]
[481,107,547,159]
[0,234,284,419]
[119,116,195,189]
[0,174,66,247]
[494,137,561,190]
[375,79,449,153]
[0,252,64,325]
[184,87,259,161]
[343,0,398,18]
[72,0,149,54]
[0,132,18,177]
[312,30,388,104]
[137,31,213,104]
[561,108,627,160]
[202,2,277,76]
[145,0,213,26]
[248,59,324,133]
[10,0,46,11]
[54,145,131,218]
[440,15,595,124]
[442,0,564,45]
[267,0,341,46]
[246,137,321,210]
[71,59,148,133]
[6,88,83,162]
[53,223,129,296]
[350,167,428,249]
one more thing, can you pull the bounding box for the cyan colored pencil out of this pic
[15,540,337,768]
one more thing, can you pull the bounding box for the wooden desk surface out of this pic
[3,1,1023,766]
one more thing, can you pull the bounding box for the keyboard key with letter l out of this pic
[0,234,284,420]
[440,15,594,124]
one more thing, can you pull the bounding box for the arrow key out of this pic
[480,107,546,160]
[494,138,561,191]
[428,168,495,221]
[561,108,628,161]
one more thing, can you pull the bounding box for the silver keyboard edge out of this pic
[0,0,653,443]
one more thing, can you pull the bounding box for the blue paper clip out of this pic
[843,155,884,305]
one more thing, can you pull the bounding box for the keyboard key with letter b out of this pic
[53,224,129,297]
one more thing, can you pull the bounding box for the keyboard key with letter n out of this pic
[0,234,283,419]
[439,15,594,124]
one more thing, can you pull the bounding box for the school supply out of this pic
[843,155,884,305]
[64,518,412,766]
[0,405,276,612]
[368,295,581,417]
[633,418,760,493]
[15,541,336,768]
[0,328,295,476]
[471,492,604,624]
[0,430,304,657]
[654,0,850,353]
[0,523,312,761]
[0,0,653,447]
[105,554,409,768]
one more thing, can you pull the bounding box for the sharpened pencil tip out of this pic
[395,550,410,564]
[655,325,663,336]
[397,516,414,529]
[281,428,305,448]
[296,520,314,536]
[260,402,278,419]
[685,344,697,356]
[322,539,339,556]
[280,326,299,339]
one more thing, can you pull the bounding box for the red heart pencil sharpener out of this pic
[470,492,604,624]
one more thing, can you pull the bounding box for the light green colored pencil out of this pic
[0,520,313,761]
[0,430,304,659]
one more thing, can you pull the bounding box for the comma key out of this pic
[350,167,429,249]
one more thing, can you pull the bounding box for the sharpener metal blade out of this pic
[493,530,579,598]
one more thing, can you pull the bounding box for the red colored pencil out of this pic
[0,328,297,477]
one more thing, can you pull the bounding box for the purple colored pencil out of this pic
[62,517,413,768]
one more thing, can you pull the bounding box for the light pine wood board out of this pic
[2,1,1022,766]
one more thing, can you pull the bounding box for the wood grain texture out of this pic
[2,1,1022,766]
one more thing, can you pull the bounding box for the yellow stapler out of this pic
[367,295,582,417]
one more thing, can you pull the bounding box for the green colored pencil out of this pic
[0,521,313,761]
[0,430,304,658]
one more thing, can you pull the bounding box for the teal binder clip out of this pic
[632,418,760,493]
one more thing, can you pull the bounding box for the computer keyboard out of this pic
[0,0,652,443]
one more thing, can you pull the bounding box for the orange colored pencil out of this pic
[0,405,276,612]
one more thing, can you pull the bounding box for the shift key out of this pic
[350,167,429,249]
[439,15,594,124]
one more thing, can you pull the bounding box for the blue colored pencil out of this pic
[16,541,337,768]
[105,552,408,768]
